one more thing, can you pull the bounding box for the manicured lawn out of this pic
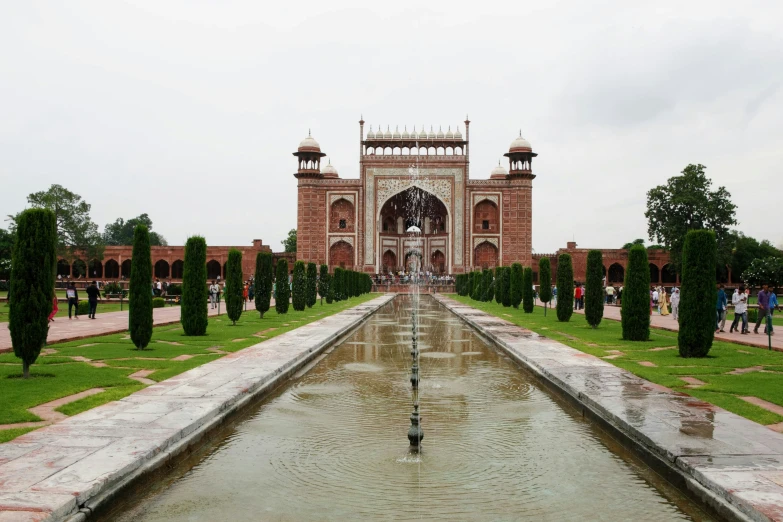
[451,295,783,427]
[0,294,378,441]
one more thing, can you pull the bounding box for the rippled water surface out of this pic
[109,296,711,521]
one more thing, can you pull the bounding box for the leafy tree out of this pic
[9,184,104,261]
[318,264,330,305]
[104,213,167,246]
[255,252,273,318]
[729,232,782,282]
[622,239,645,250]
[181,236,207,335]
[621,245,650,341]
[522,266,534,313]
[292,261,307,311]
[281,229,297,253]
[556,254,574,322]
[678,230,717,357]
[0,227,13,280]
[9,209,56,378]
[510,263,523,308]
[538,257,552,316]
[225,249,243,325]
[645,164,737,274]
[129,225,153,350]
[585,250,604,328]
[742,257,783,288]
[306,263,317,308]
[275,259,290,314]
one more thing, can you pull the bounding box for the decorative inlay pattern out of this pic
[376,178,452,207]
[329,236,354,248]
[330,194,355,206]
[473,237,499,249]
[473,194,499,206]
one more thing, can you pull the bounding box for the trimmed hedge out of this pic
[77,300,90,315]
[333,267,344,302]
[585,250,604,328]
[510,263,523,309]
[254,252,273,318]
[306,262,317,308]
[152,297,165,308]
[522,266,534,313]
[678,230,717,357]
[470,271,480,300]
[318,264,330,304]
[102,281,126,298]
[501,267,511,307]
[8,209,56,378]
[481,269,492,302]
[225,249,243,325]
[182,236,208,336]
[129,225,153,350]
[275,259,290,314]
[538,257,552,315]
[621,245,650,341]
[556,254,574,322]
[292,261,306,311]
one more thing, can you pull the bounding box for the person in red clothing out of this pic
[48,289,58,322]
[574,284,582,310]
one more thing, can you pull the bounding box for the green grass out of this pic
[0,294,378,440]
[0,301,142,323]
[452,295,783,426]
[0,427,38,444]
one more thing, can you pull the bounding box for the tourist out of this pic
[552,285,557,305]
[659,288,670,316]
[574,284,581,310]
[156,278,162,296]
[243,282,249,302]
[606,285,615,304]
[249,282,255,302]
[716,284,727,333]
[66,282,79,320]
[730,285,748,334]
[652,287,659,314]
[765,290,778,335]
[209,280,220,309]
[48,289,58,322]
[85,280,101,319]
[754,284,771,334]
[671,288,680,320]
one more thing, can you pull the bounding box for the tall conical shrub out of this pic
[275,259,290,314]
[678,230,717,357]
[539,257,552,316]
[522,266,534,313]
[494,269,503,305]
[182,236,208,335]
[502,267,512,307]
[292,261,306,311]
[225,249,243,325]
[482,269,493,302]
[556,254,574,322]
[471,271,480,300]
[318,264,329,304]
[9,208,56,378]
[621,245,650,341]
[510,263,523,308]
[130,225,153,349]
[255,252,273,318]
[585,250,604,328]
[333,267,344,302]
[306,262,317,308]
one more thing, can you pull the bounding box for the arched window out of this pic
[649,263,659,283]
[608,263,624,283]
[154,260,170,279]
[474,199,499,232]
[330,198,355,232]
[171,260,184,279]
[57,259,71,277]
[661,264,677,283]
[474,242,498,269]
[207,260,221,280]
[104,260,120,279]
[121,260,132,278]
[89,259,103,278]
[72,259,87,278]
[329,241,354,270]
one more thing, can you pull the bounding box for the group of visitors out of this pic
[375,272,454,285]
[50,281,103,322]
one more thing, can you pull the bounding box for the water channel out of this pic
[104,296,712,521]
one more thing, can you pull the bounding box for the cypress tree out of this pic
[556,254,574,322]
[318,264,329,305]
[678,230,717,357]
[538,257,552,316]
[585,250,604,328]
[621,245,650,341]
[333,267,343,302]
[326,275,335,304]
[255,252,273,318]
[494,269,503,304]
[225,249,243,325]
[129,225,153,349]
[502,267,512,307]
[181,236,208,336]
[306,262,317,308]
[471,271,481,300]
[481,269,493,302]
[9,208,56,378]
[292,261,307,311]
[275,259,290,314]
[522,266,534,313]
[510,263,523,308]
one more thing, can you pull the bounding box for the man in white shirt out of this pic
[730,285,748,334]
[670,288,680,320]
[209,280,220,309]
[652,288,659,313]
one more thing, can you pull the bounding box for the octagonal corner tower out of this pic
[294,119,536,274]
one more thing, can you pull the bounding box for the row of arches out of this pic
[380,249,447,274]
[365,146,463,156]
[56,258,234,280]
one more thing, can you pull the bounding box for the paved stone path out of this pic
[0,294,393,521]
[439,295,783,522]
[541,302,783,352]
[0,389,106,431]
[0,300,273,353]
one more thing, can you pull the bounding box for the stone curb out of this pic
[0,294,396,522]
[435,295,783,522]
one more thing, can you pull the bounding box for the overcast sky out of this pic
[2,1,781,254]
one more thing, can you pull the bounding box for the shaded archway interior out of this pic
[379,187,448,235]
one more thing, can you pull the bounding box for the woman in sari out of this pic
[659,288,670,316]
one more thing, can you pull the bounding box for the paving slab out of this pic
[0,294,394,521]
[436,295,783,522]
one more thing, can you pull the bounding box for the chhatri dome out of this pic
[321,159,339,179]
[490,160,508,179]
[509,131,532,152]
[298,131,322,153]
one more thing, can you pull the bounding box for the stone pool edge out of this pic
[433,294,783,522]
[0,293,396,522]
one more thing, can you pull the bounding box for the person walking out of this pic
[765,289,778,335]
[716,283,728,333]
[85,280,101,319]
[652,287,660,314]
[754,284,771,334]
[730,285,748,334]
[552,286,558,305]
[48,289,59,322]
[574,285,581,310]
[209,280,220,309]
[660,288,670,316]
[65,282,79,320]
[671,288,680,320]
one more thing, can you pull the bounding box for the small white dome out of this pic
[384,125,392,139]
[418,126,427,139]
[298,132,321,151]
[406,225,421,234]
[429,126,435,139]
[509,132,532,151]
[454,126,463,140]
[366,126,375,139]
[490,161,508,179]
[321,160,338,178]
[436,126,445,139]
[445,126,454,139]
[393,126,401,139]
[402,126,410,139]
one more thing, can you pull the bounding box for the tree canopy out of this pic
[282,229,297,253]
[9,184,104,261]
[104,213,167,246]
[742,257,783,288]
[645,164,737,273]
[728,232,782,282]
[622,239,645,250]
